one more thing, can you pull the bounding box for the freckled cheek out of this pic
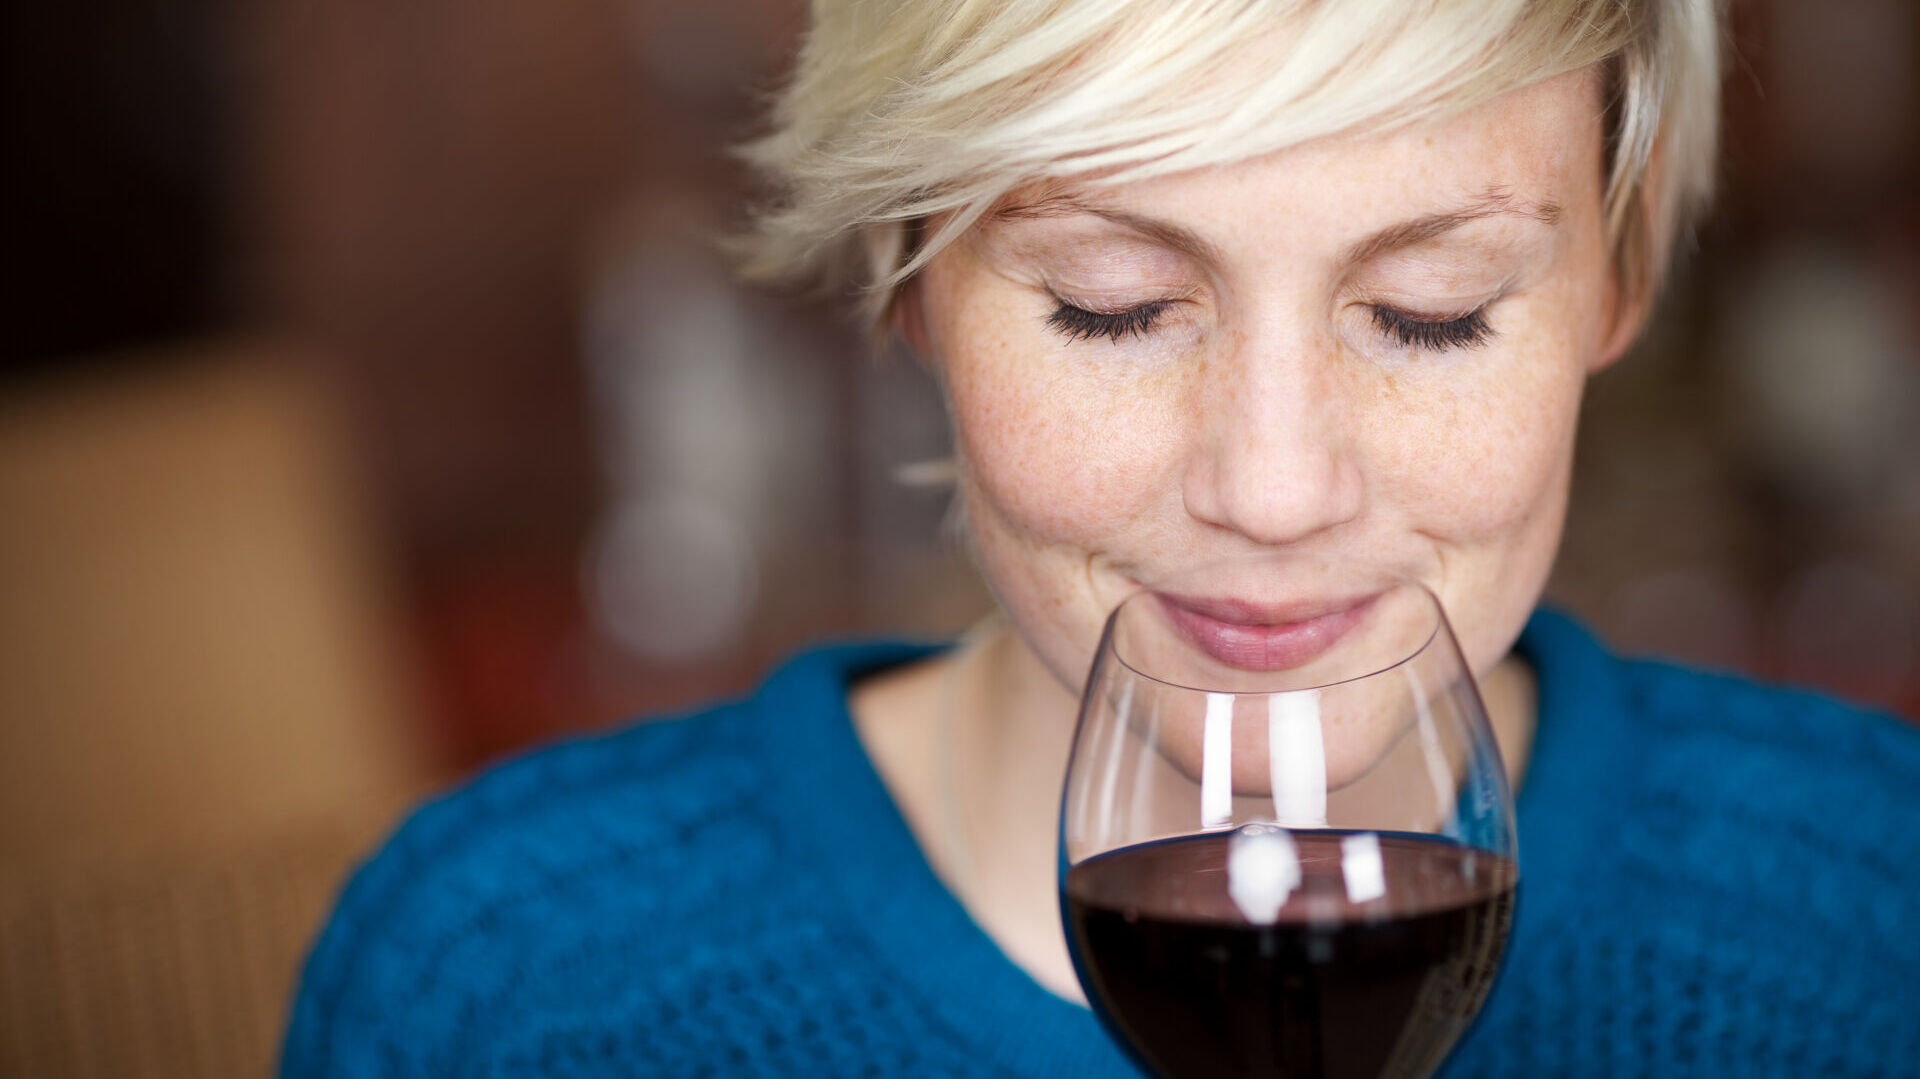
[1368,358,1579,679]
[945,356,1181,543]
[1386,359,1584,544]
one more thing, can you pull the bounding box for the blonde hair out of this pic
[739,0,1722,324]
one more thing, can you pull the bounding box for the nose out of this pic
[1181,331,1365,546]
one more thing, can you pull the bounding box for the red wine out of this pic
[1063,830,1515,1079]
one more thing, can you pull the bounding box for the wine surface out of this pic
[1063,831,1515,1079]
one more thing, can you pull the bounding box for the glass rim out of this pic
[1102,556,1450,695]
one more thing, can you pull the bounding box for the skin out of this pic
[852,68,1645,1002]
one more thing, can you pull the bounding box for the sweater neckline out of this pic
[752,608,1618,1077]
[755,636,1127,1076]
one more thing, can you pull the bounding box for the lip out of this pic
[1153,590,1379,672]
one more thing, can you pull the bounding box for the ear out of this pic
[1593,154,1672,371]
[1592,261,1649,373]
[889,274,935,360]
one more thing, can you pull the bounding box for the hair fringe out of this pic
[737,0,1722,328]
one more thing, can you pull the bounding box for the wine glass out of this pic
[1058,554,1517,1079]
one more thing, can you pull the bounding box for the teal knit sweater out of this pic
[282,610,1920,1077]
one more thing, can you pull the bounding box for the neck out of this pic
[851,619,1089,1000]
[947,625,1087,997]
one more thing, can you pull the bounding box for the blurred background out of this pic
[1,0,1915,1075]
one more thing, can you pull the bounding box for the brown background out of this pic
[3,1,1916,1075]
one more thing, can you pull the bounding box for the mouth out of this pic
[1152,590,1380,672]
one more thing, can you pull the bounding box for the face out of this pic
[910,69,1626,711]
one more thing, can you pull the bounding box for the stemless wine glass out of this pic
[1059,554,1517,1079]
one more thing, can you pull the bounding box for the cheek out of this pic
[940,327,1185,548]
[1385,290,1597,672]
[1398,364,1580,539]
[928,284,1196,690]
[1380,287,1594,546]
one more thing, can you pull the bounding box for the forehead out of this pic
[997,70,1604,251]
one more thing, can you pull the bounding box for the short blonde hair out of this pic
[739,0,1722,324]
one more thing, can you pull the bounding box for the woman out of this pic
[283,2,1920,1076]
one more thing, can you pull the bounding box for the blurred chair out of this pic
[0,342,435,1078]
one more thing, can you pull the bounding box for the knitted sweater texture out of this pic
[282,610,1920,1078]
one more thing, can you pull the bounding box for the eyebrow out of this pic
[994,194,1228,266]
[1339,186,1563,266]
[992,184,1562,269]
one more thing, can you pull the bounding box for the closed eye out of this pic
[1371,305,1494,351]
[1047,299,1173,343]
[1046,298,1493,350]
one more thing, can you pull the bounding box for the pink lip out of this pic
[1154,591,1378,672]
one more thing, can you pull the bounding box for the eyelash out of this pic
[1046,300,1173,343]
[1370,305,1494,351]
[1045,298,1496,352]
